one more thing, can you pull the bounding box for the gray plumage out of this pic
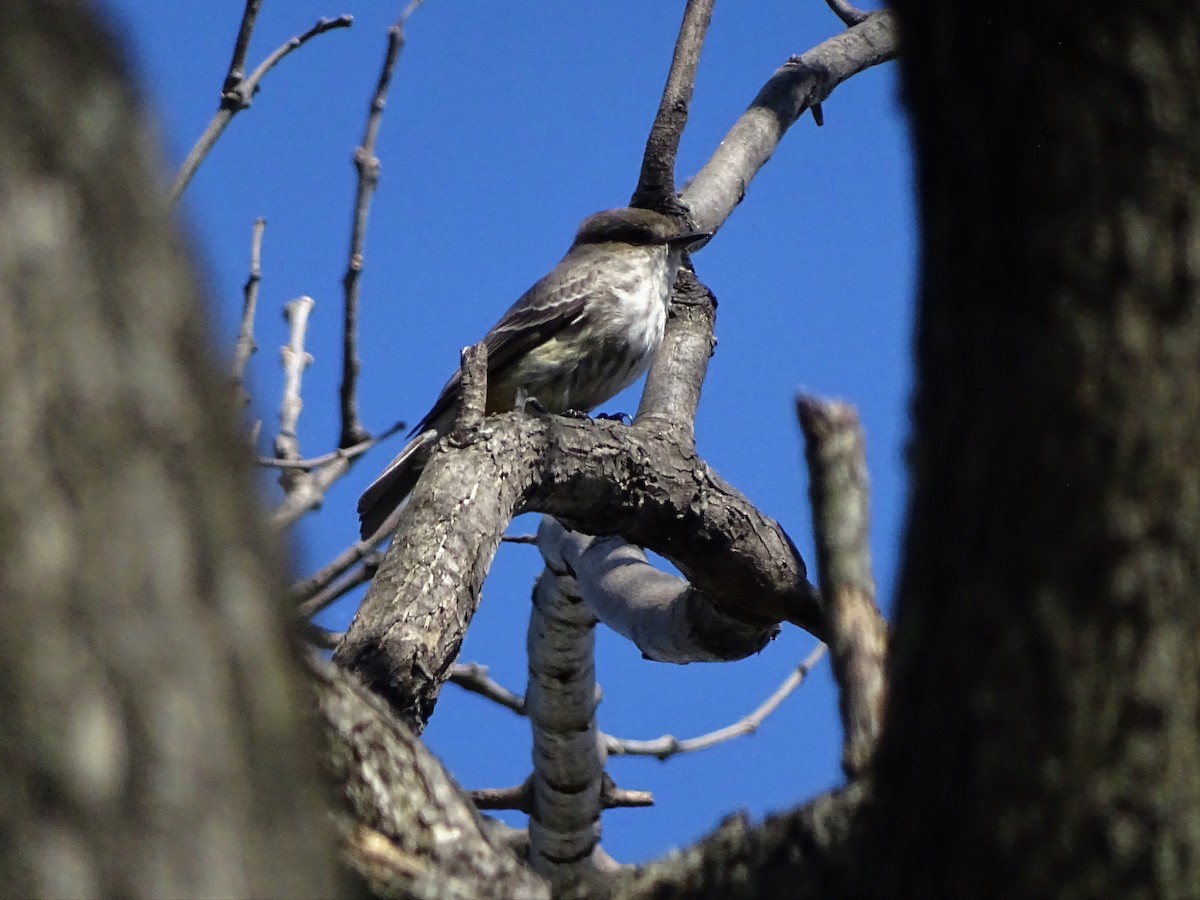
[357,207,706,539]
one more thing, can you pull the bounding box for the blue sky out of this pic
[102,0,914,864]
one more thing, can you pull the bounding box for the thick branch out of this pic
[611,782,866,900]
[335,410,820,729]
[525,568,603,888]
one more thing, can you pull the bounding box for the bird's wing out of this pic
[409,255,596,435]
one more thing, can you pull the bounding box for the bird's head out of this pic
[572,207,710,251]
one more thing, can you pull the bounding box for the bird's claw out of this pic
[595,411,632,425]
[561,408,591,420]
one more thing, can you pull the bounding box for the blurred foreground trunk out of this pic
[0,2,340,896]
[866,2,1200,896]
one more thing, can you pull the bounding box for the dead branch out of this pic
[339,1,424,447]
[797,396,887,778]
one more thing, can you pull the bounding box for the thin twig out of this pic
[444,643,826,760]
[257,418,405,470]
[232,217,265,403]
[302,622,344,650]
[289,488,408,601]
[275,296,315,490]
[630,0,716,212]
[170,14,353,202]
[824,0,870,27]
[297,557,380,620]
[502,533,539,544]
[448,663,526,716]
[797,396,887,778]
[604,644,828,759]
[339,0,424,448]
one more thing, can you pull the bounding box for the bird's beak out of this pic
[667,230,712,250]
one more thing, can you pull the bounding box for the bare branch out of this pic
[635,268,716,436]
[824,0,871,27]
[170,15,353,202]
[601,777,655,809]
[447,648,825,766]
[797,396,887,778]
[339,2,424,447]
[630,0,716,212]
[297,557,379,620]
[303,623,344,650]
[334,411,821,730]
[604,644,827,759]
[257,418,405,470]
[224,0,264,89]
[470,783,532,813]
[291,507,405,605]
[682,11,897,233]
[270,455,351,527]
[231,216,264,403]
[448,663,526,716]
[274,296,315,488]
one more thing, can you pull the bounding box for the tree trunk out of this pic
[866,2,1200,896]
[0,2,341,896]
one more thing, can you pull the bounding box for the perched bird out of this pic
[357,206,708,539]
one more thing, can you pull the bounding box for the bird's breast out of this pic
[498,246,676,413]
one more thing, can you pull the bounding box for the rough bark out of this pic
[335,404,821,729]
[864,2,1200,897]
[311,660,549,899]
[0,2,340,896]
[610,783,866,900]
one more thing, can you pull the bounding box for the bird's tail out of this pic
[357,430,439,540]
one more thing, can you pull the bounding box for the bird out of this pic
[357,206,708,539]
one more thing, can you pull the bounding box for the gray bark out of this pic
[0,1,342,897]
[312,660,549,899]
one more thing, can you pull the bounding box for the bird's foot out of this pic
[561,408,592,420]
[595,411,632,425]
